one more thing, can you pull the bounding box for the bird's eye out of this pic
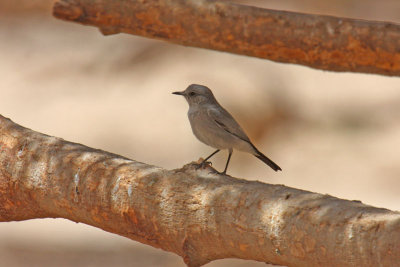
[189,92,196,96]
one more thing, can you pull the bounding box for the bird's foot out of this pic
[196,160,212,170]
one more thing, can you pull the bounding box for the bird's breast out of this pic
[187,108,232,149]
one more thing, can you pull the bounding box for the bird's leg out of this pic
[203,149,220,162]
[197,149,220,169]
[221,149,233,175]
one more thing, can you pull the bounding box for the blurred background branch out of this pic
[53,0,400,77]
[1,115,400,267]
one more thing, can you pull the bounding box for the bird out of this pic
[173,84,281,174]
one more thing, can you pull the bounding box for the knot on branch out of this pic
[182,237,211,267]
[53,0,83,21]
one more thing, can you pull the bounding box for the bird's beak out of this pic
[172,91,184,96]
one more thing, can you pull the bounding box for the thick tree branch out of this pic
[52,0,400,77]
[0,114,399,266]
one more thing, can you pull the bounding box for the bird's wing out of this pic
[207,106,251,143]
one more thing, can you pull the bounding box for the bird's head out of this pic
[173,84,217,106]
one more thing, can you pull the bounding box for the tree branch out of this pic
[0,114,399,266]
[52,0,400,77]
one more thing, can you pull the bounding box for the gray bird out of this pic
[173,84,281,174]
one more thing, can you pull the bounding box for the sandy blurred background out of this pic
[0,0,400,266]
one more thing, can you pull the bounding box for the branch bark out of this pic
[1,115,400,266]
[52,0,400,77]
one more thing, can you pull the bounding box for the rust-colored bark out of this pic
[52,0,400,77]
[0,114,399,267]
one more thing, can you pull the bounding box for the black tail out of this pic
[254,151,282,172]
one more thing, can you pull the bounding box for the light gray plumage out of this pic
[173,84,281,174]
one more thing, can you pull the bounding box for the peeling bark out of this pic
[0,114,399,266]
[52,0,400,77]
